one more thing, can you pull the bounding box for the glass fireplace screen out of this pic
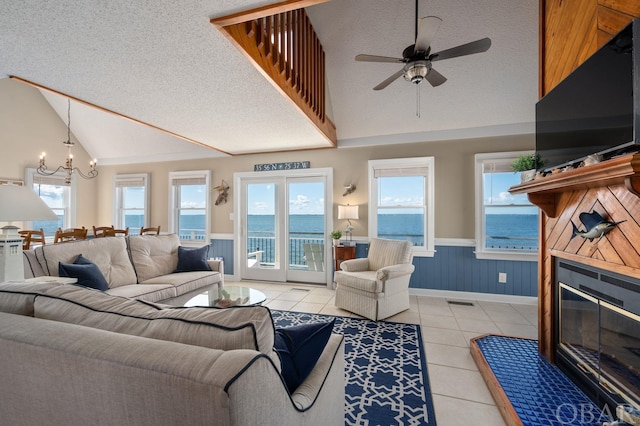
[559,283,640,406]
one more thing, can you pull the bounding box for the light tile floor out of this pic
[231,280,538,426]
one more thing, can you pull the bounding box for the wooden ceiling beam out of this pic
[211,0,332,28]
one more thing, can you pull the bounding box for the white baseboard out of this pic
[409,287,537,305]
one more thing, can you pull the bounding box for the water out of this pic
[485,214,538,250]
[247,213,539,264]
[34,214,539,253]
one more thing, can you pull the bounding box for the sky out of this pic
[248,182,325,215]
[37,173,537,218]
[484,172,537,215]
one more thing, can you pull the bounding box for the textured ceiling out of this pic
[0,0,538,164]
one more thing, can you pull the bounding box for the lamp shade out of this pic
[338,204,359,220]
[0,185,58,222]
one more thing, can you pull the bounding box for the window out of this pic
[114,174,149,235]
[474,152,538,261]
[368,157,435,257]
[169,170,211,243]
[24,168,75,236]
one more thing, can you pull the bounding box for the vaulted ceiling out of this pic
[0,0,538,164]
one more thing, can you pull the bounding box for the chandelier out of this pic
[37,99,98,184]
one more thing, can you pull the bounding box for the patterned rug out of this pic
[271,310,436,426]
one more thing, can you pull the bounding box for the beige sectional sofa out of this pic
[22,233,223,304]
[0,281,345,425]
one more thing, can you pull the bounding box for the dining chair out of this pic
[19,229,46,250]
[54,227,88,243]
[140,226,160,235]
[111,227,129,236]
[93,226,113,238]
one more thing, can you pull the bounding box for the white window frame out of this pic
[168,170,211,244]
[474,151,538,261]
[113,173,149,234]
[24,168,76,232]
[368,157,435,257]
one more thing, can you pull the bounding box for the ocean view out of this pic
[34,213,538,260]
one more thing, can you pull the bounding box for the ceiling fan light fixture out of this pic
[403,61,429,84]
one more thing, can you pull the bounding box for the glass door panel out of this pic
[237,169,332,286]
[243,182,284,281]
[287,180,326,284]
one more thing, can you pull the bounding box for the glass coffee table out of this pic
[184,286,266,308]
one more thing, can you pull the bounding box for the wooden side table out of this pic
[334,245,356,271]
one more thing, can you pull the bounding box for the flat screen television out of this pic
[536,19,640,172]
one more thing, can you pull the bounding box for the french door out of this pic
[234,168,333,286]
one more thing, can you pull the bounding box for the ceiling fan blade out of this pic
[373,69,405,91]
[430,37,491,62]
[414,16,442,53]
[355,54,404,63]
[425,67,447,87]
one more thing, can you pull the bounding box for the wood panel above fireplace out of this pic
[510,153,640,360]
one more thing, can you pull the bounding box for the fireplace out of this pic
[555,258,640,410]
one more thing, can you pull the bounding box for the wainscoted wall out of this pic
[210,236,538,297]
[408,244,537,297]
[210,237,235,275]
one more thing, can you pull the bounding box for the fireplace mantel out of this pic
[510,153,640,218]
[508,152,640,363]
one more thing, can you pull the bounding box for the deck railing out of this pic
[247,232,324,268]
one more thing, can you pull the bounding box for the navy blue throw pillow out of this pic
[274,319,335,393]
[175,245,212,272]
[58,255,109,291]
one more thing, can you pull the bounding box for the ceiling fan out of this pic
[355,1,492,91]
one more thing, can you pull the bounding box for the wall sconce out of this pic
[338,204,359,243]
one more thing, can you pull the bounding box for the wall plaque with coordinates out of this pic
[254,161,310,172]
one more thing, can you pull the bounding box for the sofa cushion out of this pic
[274,319,335,393]
[106,284,177,302]
[0,281,62,316]
[34,285,280,367]
[367,238,414,271]
[22,250,45,279]
[59,255,109,291]
[175,245,212,272]
[141,271,221,296]
[334,270,383,293]
[128,234,180,283]
[34,238,137,288]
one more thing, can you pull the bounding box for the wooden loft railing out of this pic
[212,1,336,146]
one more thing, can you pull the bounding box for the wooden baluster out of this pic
[286,10,292,82]
[273,14,278,71]
[320,49,325,121]
[265,15,272,60]
[294,9,301,92]
[256,18,265,57]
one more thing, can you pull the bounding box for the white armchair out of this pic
[334,238,415,321]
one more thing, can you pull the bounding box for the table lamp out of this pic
[338,204,359,243]
[0,184,58,282]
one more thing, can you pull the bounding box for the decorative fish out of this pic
[571,211,626,241]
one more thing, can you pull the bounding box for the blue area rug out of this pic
[271,310,436,426]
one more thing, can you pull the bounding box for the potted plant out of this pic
[330,230,342,246]
[512,153,543,182]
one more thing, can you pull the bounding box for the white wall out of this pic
[1,77,534,239]
[0,78,98,227]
